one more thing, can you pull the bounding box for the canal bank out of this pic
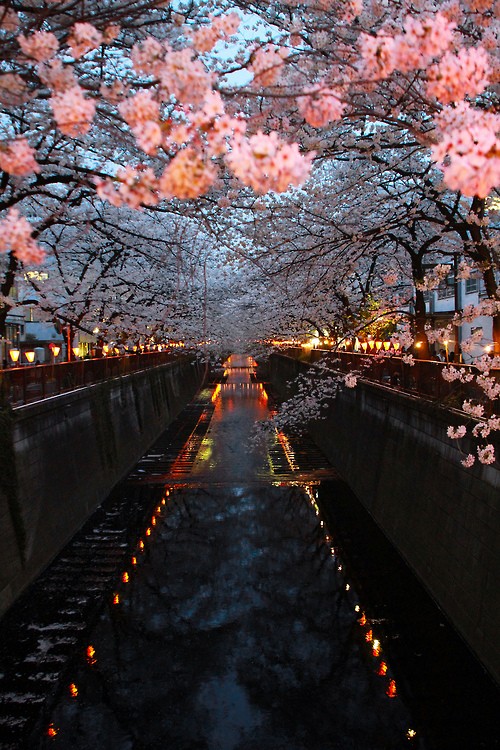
[268,352,500,686]
[0,355,205,618]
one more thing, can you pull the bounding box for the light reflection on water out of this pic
[37,354,424,750]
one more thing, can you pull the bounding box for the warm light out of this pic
[415,342,422,349]
[378,661,388,676]
[354,605,360,613]
[72,347,80,358]
[383,341,391,351]
[361,342,368,352]
[69,683,78,698]
[93,327,100,334]
[122,571,129,583]
[358,613,367,626]
[103,344,109,355]
[407,729,417,740]
[146,527,151,536]
[345,584,350,591]
[375,340,383,350]
[151,516,156,526]
[386,679,397,698]
[113,593,120,604]
[47,723,58,737]
[372,639,381,657]
[393,342,400,351]
[485,345,493,353]
[365,629,373,642]
[131,556,137,566]
[139,539,144,550]
[161,498,166,506]
[86,645,96,665]
[24,350,35,363]
[9,348,20,363]
[52,345,61,358]
[156,506,161,514]
[310,337,320,347]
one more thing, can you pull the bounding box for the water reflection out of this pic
[37,354,424,750]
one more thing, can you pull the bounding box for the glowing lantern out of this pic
[354,605,360,613]
[345,583,350,591]
[113,593,120,605]
[131,556,137,566]
[51,345,61,358]
[122,572,129,583]
[9,349,20,364]
[161,498,166,506]
[358,613,367,626]
[86,645,96,665]
[407,729,417,740]
[378,661,388,676]
[47,723,58,737]
[146,527,151,536]
[375,341,383,350]
[151,516,156,526]
[383,341,391,351]
[372,639,381,657]
[69,683,78,698]
[103,344,109,355]
[139,539,144,551]
[156,506,161,514]
[166,490,170,496]
[361,342,368,352]
[72,347,80,358]
[393,342,400,352]
[386,679,397,698]
[365,629,373,642]
[24,350,35,363]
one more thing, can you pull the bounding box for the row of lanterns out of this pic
[8,344,83,365]
[303,484,418,742]
[47,487,172,740]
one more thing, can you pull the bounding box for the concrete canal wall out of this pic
[269,353,500,684]
[0,357,204,617]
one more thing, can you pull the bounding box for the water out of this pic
[26,355,499,749]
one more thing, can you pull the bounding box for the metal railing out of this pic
[0,350,188,407]
[281,347,499,412]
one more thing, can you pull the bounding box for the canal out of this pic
[1,355,499,749]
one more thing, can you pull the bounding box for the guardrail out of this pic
[0,350,188,407]
[281,347,499,412]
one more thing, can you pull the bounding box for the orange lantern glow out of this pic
[69,683,78,698]
[146,527,151,536]
[386,679,397,698]
[151,516,156,526]
[86,645,96,665]
[161,498,166,506]
[9,348,20,364]
[122,572,129,583]
[51,344,61,358]
[113,593,120,605]
[372,639,381,657]
[156,506,161,514]
[378,661,388,676]
[131,556,137,566]
[24,350,36,363]
[393,342,400,351]
[358,613,367,626]
[139,539,144,550]
[361,342,368,352]
[365,629,373,642]
[375,340,383,350]
[383,341,391,351]
[47,723,58,737]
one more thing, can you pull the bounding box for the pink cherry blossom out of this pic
[0,138,39,176]
[159,48,213,105]
[67,22,103,58]
[38,59,77,92]
[225,131,314,194]
[297,84,345,128]
[191,13,240,53]
[96,166,159,209]
[249,45,287,87]
[477,444,495,464]
[427,47,490,103]
[0,8,19,32]
[0,208,44,264]
[461,454,476,467]
[50,86,96,137]
[159,148,217,199]
[18,31,59,62]
[447,425,467,438]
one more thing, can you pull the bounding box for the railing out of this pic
[281,347,499,412]
[0,350,188,407]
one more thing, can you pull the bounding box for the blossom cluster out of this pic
[297,84,346,128]
[0,138,39,176]
[0,208,44,264]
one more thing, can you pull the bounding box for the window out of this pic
[465,278,479,295]
[437,273,454,299]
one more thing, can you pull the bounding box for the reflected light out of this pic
[386,679,397,698]
[365,629,373,642]
[378,661,388,676]
[139,539,145,551]
[146,527,151,536]
[151,516,156,526]
[131,556,137,566]
[122,572,129,583]
[372,639,381,657]
[354,605,360,613]
[86,645,96,665]
[407,729,417,740]
[113,593,120,605]
[358,612,367,626]
[69,683,78,698]
[47,723,58,738]
[345,584,350,591]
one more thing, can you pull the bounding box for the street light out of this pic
[9,348,20,365]
[72,346,80,358]
[52,344,61,359]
